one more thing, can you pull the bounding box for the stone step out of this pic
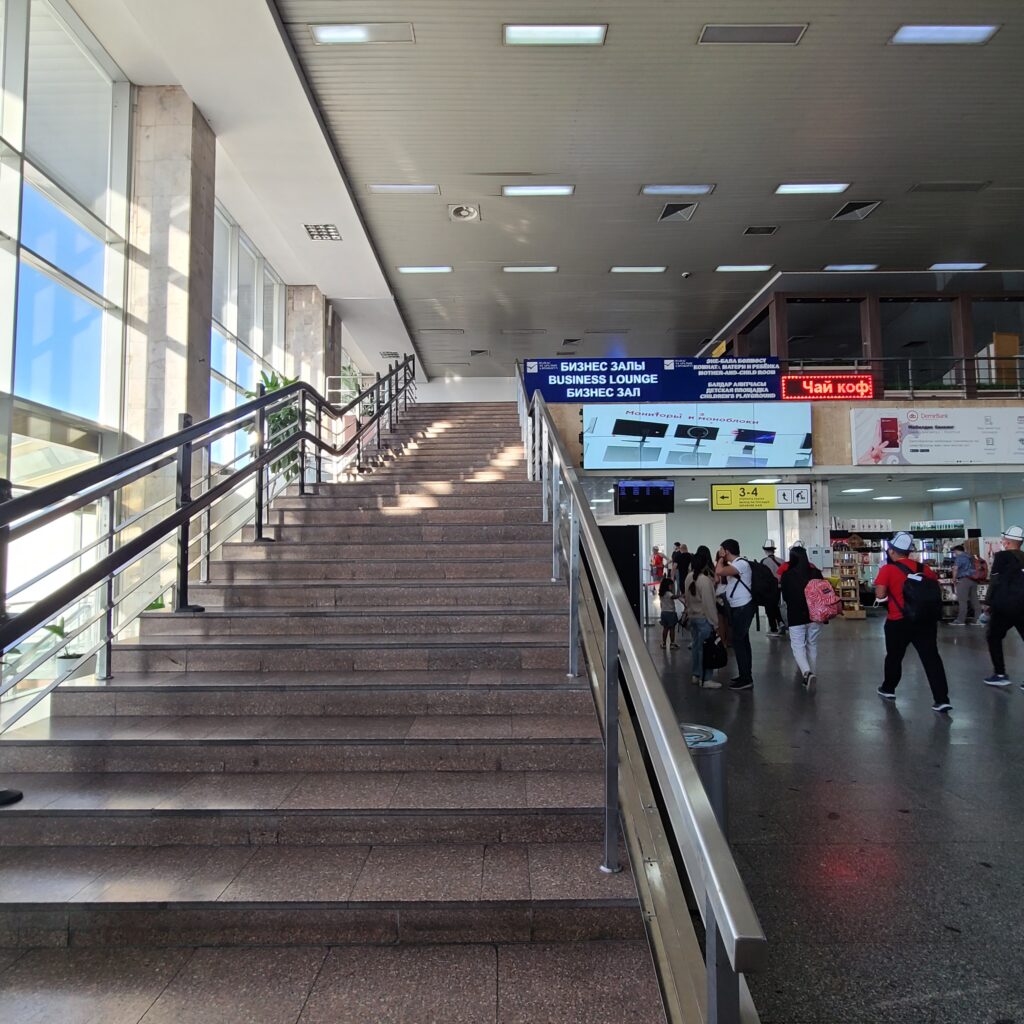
[294,480,540,496]
[111,635,570,673]
[137,608,567,638]
[51,671,590,717]
[240,523,550,544]
[208,558,555,582]
[364,472,530,483]
[266,507,544,525]
[0,768,602,845]
[385,441,524,454]
[0,841,639,947]
[192,580,565,609]
[0,714,601,772]
[218,540,550,561]
[271,494,541,511]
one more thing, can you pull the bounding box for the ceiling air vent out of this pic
[556,351,575,355]
[910,181,990,193]
[585,328,629,335]
[469,349,489,357]
[903,340,927,348]
[379,350,400,359]
[448,204,481,223]
[304,224,342,240]
[659,202,698,222]
[501,329,547,336]
[832,200,881,221]
[744,225,778,236]
[699,24,807,44]
[417,328,465,335]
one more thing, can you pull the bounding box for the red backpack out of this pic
[805,579,842,623]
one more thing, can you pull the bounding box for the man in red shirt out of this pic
[874,532,952,712]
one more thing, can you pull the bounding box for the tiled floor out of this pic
[650,614,1024,1024]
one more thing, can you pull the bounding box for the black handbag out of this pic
[703,633,728,670]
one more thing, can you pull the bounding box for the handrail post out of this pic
[403,361,410,412]
[567,494,580,677]
[95,491,115,680]
[174,414,204,614]
[375,372,382,450]
[201,445,212,581]
[298,391,308,496]
[525,409,535,482]
[0,478,11,624]
[315,399,324,485]
[356,419,363,474]
[254,383,272,543]
[601,606,622,874]
[706,894,741,1024]
[540,419,549,523]
[550,466,560,582]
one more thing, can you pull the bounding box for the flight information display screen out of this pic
[614,479,675,515]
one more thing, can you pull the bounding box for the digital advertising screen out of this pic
[614,480,675,515]
[582,402,813,471]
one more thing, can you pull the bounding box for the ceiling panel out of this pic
[275,0,1024,375]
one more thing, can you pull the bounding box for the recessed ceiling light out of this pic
[304,224,342,241]
[503,266,558,273]
[591,498,613,504]
[825,264,879,272]
[501,185,574,197]
[927,487,963,493]
[397,266,452,274]
[873,496,903,502]
[310,23,415,44]
[367,183,439,195]
[699,24,807,45]
[749,477,781,484]
[716,264,773,273]
[684,497,709,503]
[503,24,607,46]
[891,25,999,45]
[610,266,667,273]
[776,183,850,195]
[841,488,874,494]
[641,184,715,196]
[930,262,987,271]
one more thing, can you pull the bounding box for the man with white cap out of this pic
[874,531,952,713]
[982,525,1024,687]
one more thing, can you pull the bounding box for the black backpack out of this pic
[989,551,1024,615]
[748,560,780,606]
[891,562,943,624]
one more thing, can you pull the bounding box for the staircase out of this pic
[0,402,665,1021]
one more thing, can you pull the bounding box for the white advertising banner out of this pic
[851,407,1024,466]
[582,402,812,470]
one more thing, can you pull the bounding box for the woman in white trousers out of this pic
[779,546,825,691]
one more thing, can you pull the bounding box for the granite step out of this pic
[240,523,549,544]
[217,540,550,561]
[271,493,541,510]
[0,714,602,773]
[208,558,555,582]
[136,608,567,638]
[293,481,540,496]
[110,634,569,674]
[364,472,531,483]
[0,768,603,845]
[266,507,544,525]
[191,580,565,609]
[0,841,639,947]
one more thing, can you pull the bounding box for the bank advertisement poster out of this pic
[582,402,812,470]
[524,357,780,404]
[851,408,1024,466]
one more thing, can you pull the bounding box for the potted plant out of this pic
[243,370,305,481]
[44,617,85,674]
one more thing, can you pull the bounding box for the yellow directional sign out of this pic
[710,484,812,511]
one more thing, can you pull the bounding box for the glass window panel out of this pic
[972,300,1024,388]
[786,299,862,363]
[880,299,954,390]
[20,180,105,293]
[14,261,102,420]
[235,344,256,393]
[25,0,112,219]
[262,270,278,363]
[211,326,232,378]
[236,243,257,347]
[212,212,230,327]
[209,376,233,465]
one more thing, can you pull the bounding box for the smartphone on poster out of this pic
[879,417,900,448]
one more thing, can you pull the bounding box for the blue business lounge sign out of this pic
[524,357,781,403]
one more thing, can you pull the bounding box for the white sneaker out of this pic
[803,671,817,693]
[700,679,723,690]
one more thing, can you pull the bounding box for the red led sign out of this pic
[781,374,875,401]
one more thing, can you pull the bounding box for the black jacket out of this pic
[780,565,824,627]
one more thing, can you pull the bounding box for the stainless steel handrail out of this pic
[516,363,766,1023]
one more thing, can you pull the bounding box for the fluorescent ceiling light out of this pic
[841,488,874,494]
[684,497,709,503]
[716,264,773,273]
[825,264,879,272]
[873,496,902,502]
[610,266,667,273]
[749,477,781,484]
[892,25,999,45]
[927,487,963,493]
[503,266,558,273]
[368,184,439,195]
[591,499,613,504]
[502,185,574,197]
[776,183,850,195]
[310,23,415,44]
[641,184,715,196]
[930,262,987,271]
[397,266,452,274]
[504,24,607,46]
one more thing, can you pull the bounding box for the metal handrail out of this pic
[0,356,416,684]
[515,363,766,1023]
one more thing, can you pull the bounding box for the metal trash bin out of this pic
[681,724,728,837]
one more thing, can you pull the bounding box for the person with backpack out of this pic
[982,525,1024,687]
[874,532,952,713]
[950,544,983,626]
[716,539,756,691]
[779,545,830,691]
[684,547,722,688]
[759,540,787,638]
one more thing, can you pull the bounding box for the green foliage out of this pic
[244,371,304,480]
[43,617,81,658]
[145,594,166,611]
